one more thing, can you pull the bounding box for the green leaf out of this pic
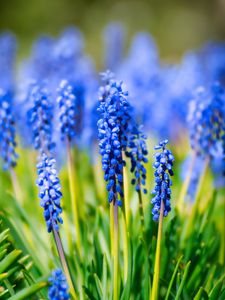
[93,273,103,299]
[174,261,191,300]
[8,281,48,300]
[209,277,224,300]
[0,249,22,273]
[193,287,209,300]
[165,255,183,300]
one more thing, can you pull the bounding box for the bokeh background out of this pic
[0,0,225,66]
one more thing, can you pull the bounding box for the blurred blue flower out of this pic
[57,79,82,143]
[151,140,174,221]
[27,83,55,154]
[188,82,225,158]
[103,22,125,71]
[36,154,63,233]
[0,89,18,170]
[48,269,70,300]
[0,32,17,93]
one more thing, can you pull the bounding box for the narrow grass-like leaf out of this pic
[174,261,191,300]
[165,255,183,300]
[8,281,48,300]
[0,249,22,273]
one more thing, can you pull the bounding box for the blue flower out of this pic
[97,72,129,205]
[36,154,63,233]
[98,71,149,204]
[57,80,81,143]
[103,22,125,71]
[27,83,55,154]
[126,126,148,194]
[48,269,70,300]
[188,83,225,158]
[0,32,17,93]
[151,140,174,221]
[0,89,18,170]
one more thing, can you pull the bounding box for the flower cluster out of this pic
[0,90,18,170]
[126,127,148,194]
[188,83,225,158]
[27,83,55,154]
[103,22,125,71]
[57,80,80,142]
[36,154,63,232]
[97,74,128,206]
[0,33,17,92]
[98,71,149,203]
[48,269,70,300]
[151,140,174,221]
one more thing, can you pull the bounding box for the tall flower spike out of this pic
[36,154,63,233]
[126,126,148,194]
[188,83,225,158]
[57,79,80,142]
[0,90,18,170]
[48,269,70,300]
[98,71,148,198]
[27,83,55,154]
[97,71,131,206]
[151,140,174,221]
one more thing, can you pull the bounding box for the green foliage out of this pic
[0,219,49,299]
[0,147,224,299]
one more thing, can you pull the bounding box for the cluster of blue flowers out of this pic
[188,83,225,159]
[97,71,148,205]
[57,80,80,142]
[0,90,18,170]
[27,83,55,154]
[151,140,174,221]
[36,154,63,233]
[48,269,70,300]
[126,127,148,194]
[97,73,127,206]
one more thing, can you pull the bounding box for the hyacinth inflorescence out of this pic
[126,127,148,194]
[48,269,70,300]
[188,83,225,158]
[97,71,148,205]
[0,90,18,170]
[151,140,174,221]
[36,154,63,233]
[27,83,55,154]
[57,79,80,142]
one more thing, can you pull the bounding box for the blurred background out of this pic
[0,0,225,66]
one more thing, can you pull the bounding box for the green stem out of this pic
[53,228,77,300]
[66,139,81,256]
[174,261,191,300]
[122,161,130,227]
[165,255,183,300]
[137,187,145,233]
[183,156,209,241]
[113,203,119,300]
[177,152,196,210]
[151,201,164,300]
[10,168,23,205]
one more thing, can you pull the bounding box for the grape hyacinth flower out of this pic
[0,89,18,170]
[97,76,127,206]
[188,83,225,158]
[36,153,63,233]
[27,83,55,154]
[103,22,125,71]
[151,140,174,221]
[98,71,149,204]
[126,127,148,194]
[48,269,70,300]
[57,80,80,142]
